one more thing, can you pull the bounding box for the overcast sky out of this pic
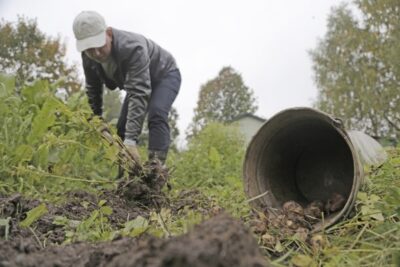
[1,0,345,140]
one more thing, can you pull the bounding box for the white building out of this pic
[231,113,266,144]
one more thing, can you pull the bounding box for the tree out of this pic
[310,0,400,140]
[0,16,81,95]
[168,107,180,150]
[188,66,258,137]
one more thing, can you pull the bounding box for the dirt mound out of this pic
[0,213,270,267]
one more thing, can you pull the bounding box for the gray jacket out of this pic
[82,28,178,141]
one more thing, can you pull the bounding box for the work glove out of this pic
[116,140,141,179]
[122,139,141,173]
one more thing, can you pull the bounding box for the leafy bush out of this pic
[0,75,119,199]
[170,123,250,218]
[173,122,245,188]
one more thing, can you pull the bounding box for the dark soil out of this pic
[0,189,153,246]
[0,187,209,247]
[0,213,270,267]
[0,183,270,267]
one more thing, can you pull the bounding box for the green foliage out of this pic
[0,16,81,94]
[175,123,245,188]
[121,216,149,237]
[172,122,250,218]
[270,148,400,266]
[53,204,170,243]
[54,200,117,243]
[290,254,315,267]
[310,0,400,140]
[357,192,384,221]
[168,107,180,151]
[150,207,203,237]
[0,76,119,199]
[1,69,398,266]
[188,66,258,137]
[19,203,48,228]
[0,217,11,240]
[0,74,14,96]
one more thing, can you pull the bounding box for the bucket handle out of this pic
[331,117,345,130]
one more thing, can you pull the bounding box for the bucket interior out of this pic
[253,116,355,207]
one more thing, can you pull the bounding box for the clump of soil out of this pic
[115,159,170,207]
[0,213,270,267]
[109,213,270,267]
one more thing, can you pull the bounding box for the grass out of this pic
[170,147,400,266]
[265,148,400,267]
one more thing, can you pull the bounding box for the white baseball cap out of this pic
[73,11,107,52]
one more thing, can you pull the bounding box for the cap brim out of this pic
[76,31,106,52]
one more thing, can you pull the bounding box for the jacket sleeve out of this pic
[122,45,152,141]
[82,54,104,116]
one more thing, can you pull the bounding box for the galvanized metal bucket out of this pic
[243,107,364,231]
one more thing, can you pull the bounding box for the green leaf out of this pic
[104,144,119,162]
[81,201,90,209]
[33,144,49,169]
[14,144,34,163]
[0,74,15,97]
[274,240,284,253]
[0,217,11,240]
[291,254,315,267]
[123,216,149,237]
[130,226,149,237]
[53,216,80,230]
[53,216,70,226]
[77,210,99,233]
[370,212,384,221]
[98,200,107,207]
[208,146,221,168]
[27,98,59,143]
[20,203,48,228]
[370,194,381,202]
[146,227,164,238]
[21,80,50,105]
[358,192,368,201]
[100,206,113,216]
[48,146,60,163]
